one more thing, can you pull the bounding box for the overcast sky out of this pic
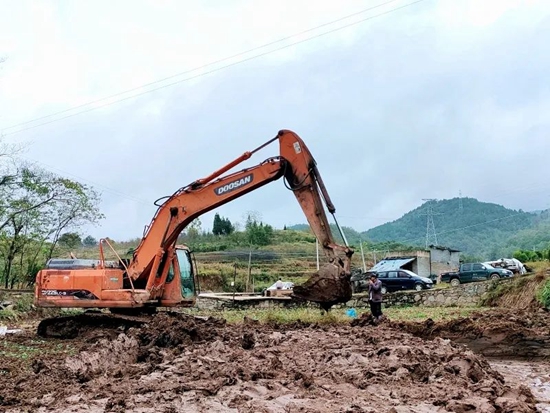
[1,0,549,242]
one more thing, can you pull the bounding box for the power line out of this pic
[2,0,402,133]
[396,212,526,246]
[2,0,427,137]
[1,0,429,222]
[18,155,151,205]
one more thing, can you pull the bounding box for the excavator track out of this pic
[36,311,154,339]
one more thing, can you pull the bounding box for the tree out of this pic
[58,232,82,249]
[213,213,234,236]
[245,214,274,246]
[222,217,235,235]
[0,160,103,288]
[186,218,202,242]
[213,213,223,235]
[82,235,98,247]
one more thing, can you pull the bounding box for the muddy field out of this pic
[1,308,549,413]
[393,307,550,359]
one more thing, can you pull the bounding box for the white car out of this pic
[265,281,294,290]
[483,258,526,275]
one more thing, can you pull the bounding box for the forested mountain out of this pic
[290,198,550,259]
[501,209,550,253]
[363,198,536,257]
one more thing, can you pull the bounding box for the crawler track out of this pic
[37,311,153,339]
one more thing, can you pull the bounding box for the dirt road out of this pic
[0,311,544,413]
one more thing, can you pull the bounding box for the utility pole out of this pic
[359,238,367,272]
[421,199,441,248]
[315,238,320,271]
[232,264,237,304]
[247,250,252,292]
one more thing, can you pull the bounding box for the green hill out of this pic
[287,224,363,246]
[362,198,543,258]
[291,198,549,259]
[363,198,544,258]
[501,210,550,253]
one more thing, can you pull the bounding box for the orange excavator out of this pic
[34,130,354,333]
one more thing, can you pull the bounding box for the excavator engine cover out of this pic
[292,263,352,311]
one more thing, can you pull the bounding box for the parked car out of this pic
[265,281,294,290]
[483,258,526,275]
[351,269,433,294]
[262,281,294,296]
[440,263,513,287]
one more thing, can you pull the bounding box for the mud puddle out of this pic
[490,359,550,413]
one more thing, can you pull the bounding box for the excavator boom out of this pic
[34,130,354,311]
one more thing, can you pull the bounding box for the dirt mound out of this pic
[65,334,140,382]
[393,308,550,359]
[292,263,352,311]
[481,272,549,310]
[0,312,540,413]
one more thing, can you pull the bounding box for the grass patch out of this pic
[183,305,486,325]
[0,339,77,364]
[536,277,550,309]
[383,305,485,322]
[13,294,35,312]
[0,292,34,321]
[480,272,548,310]
[0,309,20,321]
[525,261,549,274]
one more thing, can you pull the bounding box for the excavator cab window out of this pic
[176,249,195,298]
[166,263,175,283]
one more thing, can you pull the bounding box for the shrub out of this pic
[537,278,550,309]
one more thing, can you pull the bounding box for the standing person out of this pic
[368,273,383,321]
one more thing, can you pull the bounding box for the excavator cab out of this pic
[160,245,198,306]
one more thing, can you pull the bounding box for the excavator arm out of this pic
[128,130,353,307]
[34,130,354,311]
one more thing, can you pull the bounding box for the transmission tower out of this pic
[421,199,440,248]
[459,190,463,213]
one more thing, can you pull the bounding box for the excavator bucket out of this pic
[291,262,352,311]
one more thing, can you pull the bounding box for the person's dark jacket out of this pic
[368,279,383,302]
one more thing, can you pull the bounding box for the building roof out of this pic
[429,245,461,253]
[371,257,416,272]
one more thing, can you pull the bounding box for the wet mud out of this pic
[392,308,550,359]
[292,263,353,311]
[0,311,544,413]
[490,359,550,413]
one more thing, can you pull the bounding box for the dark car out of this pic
[351,269,434,294]
[440,263,513,286]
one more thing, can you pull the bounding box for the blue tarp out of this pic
[371,257,415,272]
